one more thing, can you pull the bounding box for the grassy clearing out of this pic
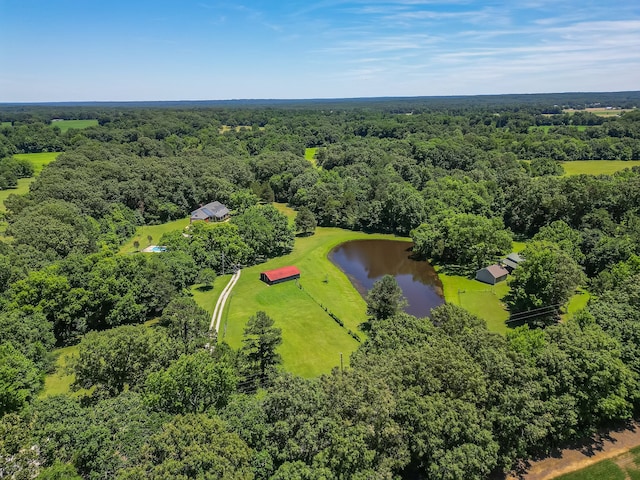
[528,125,588,133]
[438,271,510,334]
[190,275,232,316]
[1,121,11,128]
[0,177,32,213]
[0,152,61,213]
[50,119,98,132]
[119,216,191,254]
[13,152,61,175]
[41,345,79,397]
[562,288,591,321]
[220,227,405,377]
[561,160,640,176]
[305,147,319,168]
[273,202,296,226]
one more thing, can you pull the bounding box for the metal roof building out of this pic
[260,266,301,285]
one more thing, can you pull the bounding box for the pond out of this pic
[329,239,444,318]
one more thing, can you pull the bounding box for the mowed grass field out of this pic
[561,160,640,176]
[220,227,406,377]
[13,152,61,175]
[438,272,510,334]
[50,119,98,132]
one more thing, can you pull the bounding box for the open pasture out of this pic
[564,107,634,117]
[50,119,98,132]
[561,160,640,176]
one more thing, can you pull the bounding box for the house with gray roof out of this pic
[476,264,509,285]
[502,252,524,273]
[190,201,230,223]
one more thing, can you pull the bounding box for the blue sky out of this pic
[1,0,639,101]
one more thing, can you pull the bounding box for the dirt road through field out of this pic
[507,422,640,479]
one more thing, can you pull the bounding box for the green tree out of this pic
[197,267,217,288]
[159,296,211,354]
[294,206,317,236]
[533,220,584,264]
[116,414,253,480]
[144,351,237,414]
[72,325,178,396]
[507,242,585,318]
[366,275,407,321]
[241,311,282,386]
[0,343,42,415]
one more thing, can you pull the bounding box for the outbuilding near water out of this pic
[260,266,301,285]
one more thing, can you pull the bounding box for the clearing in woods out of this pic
[561,160,640,176]
[50,119,98,132]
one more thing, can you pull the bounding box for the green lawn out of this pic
[13,152,61,175]
[190,276,232,316]
[438,271,510,334]
[41,345,79,397]
[220,227,406,377]
[50,119,98,133]
[119,216,191,254]
[561,160,640,176]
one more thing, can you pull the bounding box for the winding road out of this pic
[210,269,242,340]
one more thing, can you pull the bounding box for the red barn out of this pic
[260,266,300,285]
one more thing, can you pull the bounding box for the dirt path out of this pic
[210,269,241,338]
[507,422,640,479]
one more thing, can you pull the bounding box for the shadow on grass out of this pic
[195,285,214,292]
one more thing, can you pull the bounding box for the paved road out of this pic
[210,269,242,339]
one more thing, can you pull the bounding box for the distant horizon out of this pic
[1,1,638,102]
[1,90,639,107]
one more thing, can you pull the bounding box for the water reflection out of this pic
[329,240,444,318]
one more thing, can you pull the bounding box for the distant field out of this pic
[219,125,264,133]
[50,119,98,132]
[564,107,634,117]
[119,216,191,254]
[562,288,591,321]
[528,125,588,133]
[1,121,11,128]
[561,160,640,176]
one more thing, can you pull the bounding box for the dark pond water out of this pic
[329,239,444,318]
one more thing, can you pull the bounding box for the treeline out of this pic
[3,284,640,479]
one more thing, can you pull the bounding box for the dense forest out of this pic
[2,93,640,479]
